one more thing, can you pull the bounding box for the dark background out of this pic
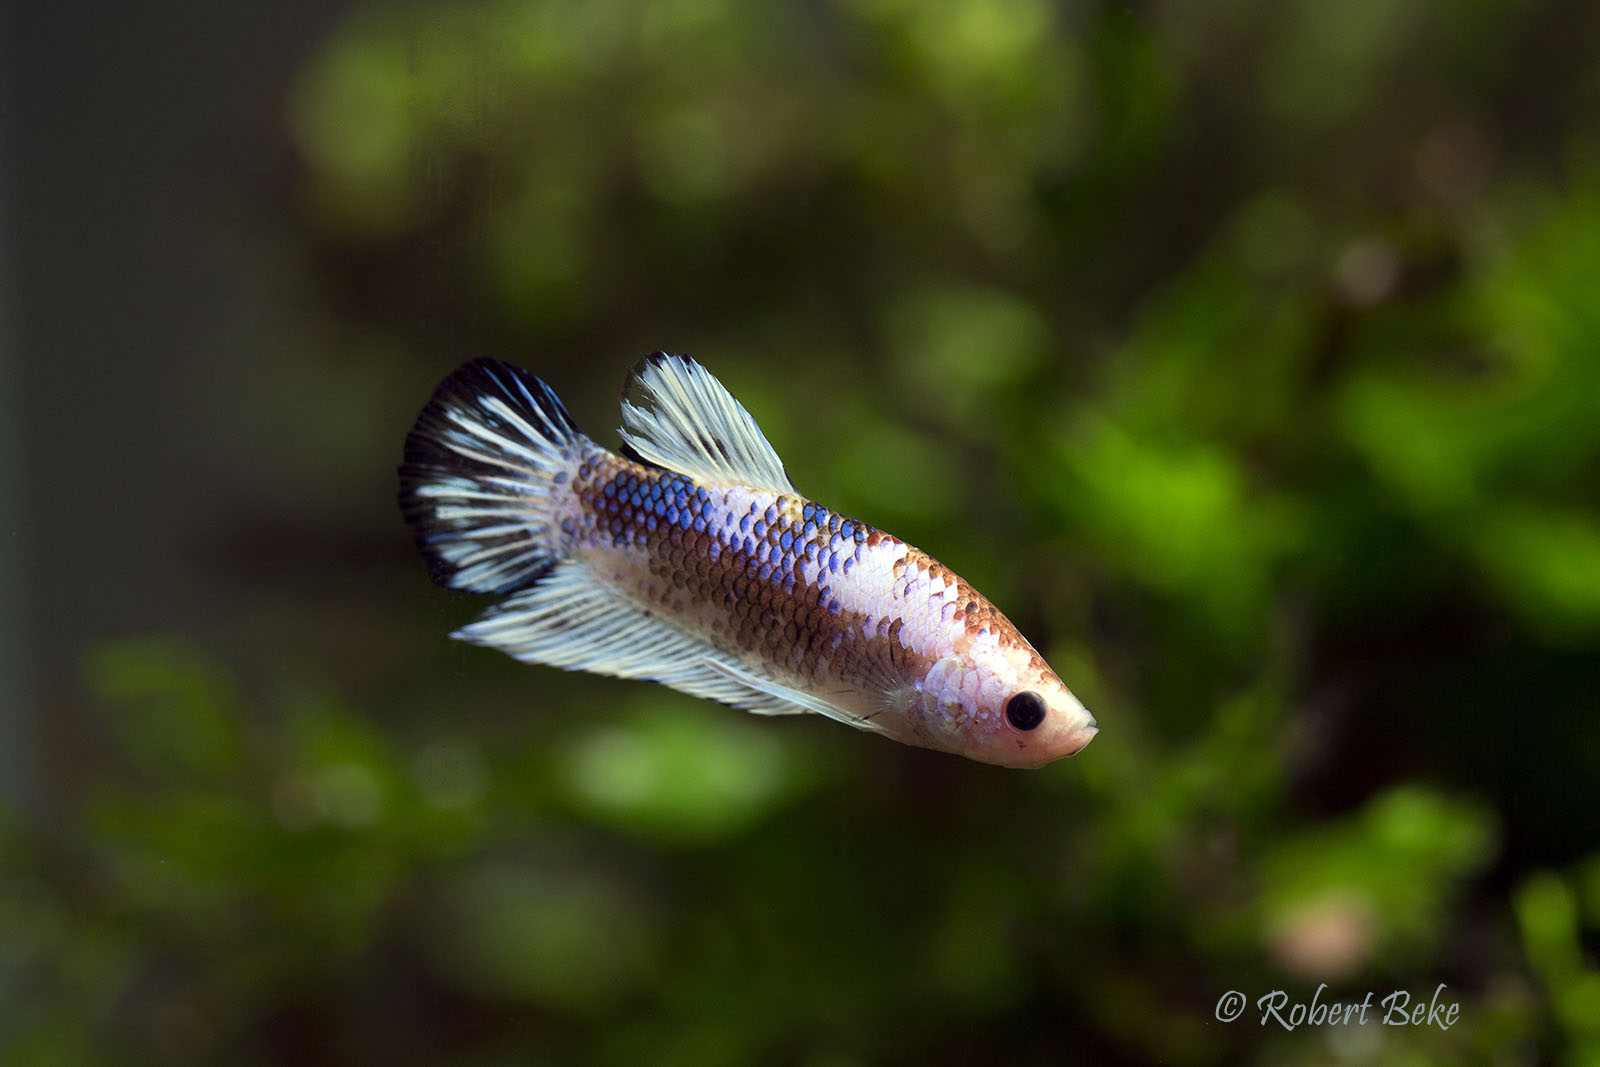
[4,0,1599,1063]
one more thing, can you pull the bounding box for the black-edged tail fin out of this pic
[399,359,586,595]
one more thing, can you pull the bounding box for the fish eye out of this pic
[1005,691,1046,732]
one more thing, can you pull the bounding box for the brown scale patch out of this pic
[567,455,940,700]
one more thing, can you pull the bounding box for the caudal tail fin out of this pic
[398,359,586,595]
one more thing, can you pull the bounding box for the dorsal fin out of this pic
[617,353,796,494]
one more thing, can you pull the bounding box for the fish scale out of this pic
[569,460,905,692]
[399,353,1099,768]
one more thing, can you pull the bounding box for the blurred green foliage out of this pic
[11,0,1600,1063]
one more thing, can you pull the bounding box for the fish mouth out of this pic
[1058,699,1098,757]
[1061,722,1098,757]
[1015,719,1097,768]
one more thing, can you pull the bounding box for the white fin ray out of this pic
[704,660,886,732]
[618,353,796,494]
[455,562,878,728]
[399,359,585,595]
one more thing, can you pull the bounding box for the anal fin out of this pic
[455,563,879,730]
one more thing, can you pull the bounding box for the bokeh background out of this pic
[5,0,1600,1063]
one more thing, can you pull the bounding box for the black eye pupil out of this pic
[1006,692,1046,731]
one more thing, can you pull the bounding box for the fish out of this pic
[398,354,1098,768]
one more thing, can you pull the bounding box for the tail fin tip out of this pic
[398,359,584,595]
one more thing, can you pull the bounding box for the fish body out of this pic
[400,354,1097,768]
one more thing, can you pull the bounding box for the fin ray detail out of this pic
[456,563,878,728]
[618,353,796,494]
[398,359,585,594]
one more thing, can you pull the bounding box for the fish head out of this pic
[992,668,1094,767]
[916,639,1099,768]
[982,655,1099,769]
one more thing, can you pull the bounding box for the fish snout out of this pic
[1061,721,1098,756]
[1055,695,1098,757]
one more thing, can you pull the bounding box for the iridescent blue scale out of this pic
[573,458,905,660]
